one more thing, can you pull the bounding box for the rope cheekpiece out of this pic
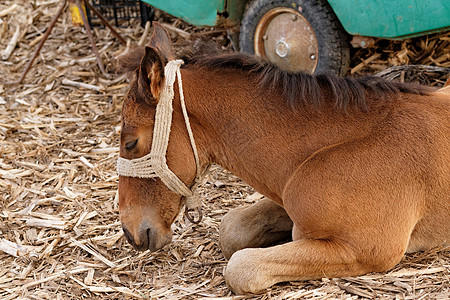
[117,60,202,218]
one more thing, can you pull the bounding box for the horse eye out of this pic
[125,139,138,151]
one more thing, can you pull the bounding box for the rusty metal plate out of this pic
[254,7,318,73]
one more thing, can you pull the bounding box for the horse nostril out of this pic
[122,227,136,248]
[146,228,151,244]
[122,225,152,251]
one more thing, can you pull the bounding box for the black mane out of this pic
[181,44,432,110]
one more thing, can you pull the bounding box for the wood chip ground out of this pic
[1,1,449,299]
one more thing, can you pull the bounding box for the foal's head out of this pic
[118,24,198,251]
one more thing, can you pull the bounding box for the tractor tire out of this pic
[239,0,350,75]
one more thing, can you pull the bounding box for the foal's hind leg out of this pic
[219,198,293,259]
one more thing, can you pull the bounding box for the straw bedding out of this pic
[0,1,449,299]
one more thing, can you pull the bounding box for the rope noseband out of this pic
[117,60,202,223]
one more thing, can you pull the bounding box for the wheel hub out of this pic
[254,7,318,73]
[275,40,289,57]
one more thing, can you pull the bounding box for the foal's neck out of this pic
[184,68,387,204]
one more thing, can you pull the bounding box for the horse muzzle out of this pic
[122,222,172,252]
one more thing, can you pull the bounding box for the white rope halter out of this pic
[117,60,202,210]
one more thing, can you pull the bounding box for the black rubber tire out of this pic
[240,0,350,75]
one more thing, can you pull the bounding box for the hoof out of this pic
[225,248,273,294]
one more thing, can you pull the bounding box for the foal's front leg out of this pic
[225,235,399,294]
[219,198,293,259]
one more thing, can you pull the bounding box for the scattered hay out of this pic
[350,31,450,86]
[1,1,449,299]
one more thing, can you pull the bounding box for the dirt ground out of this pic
[0,1,449,299]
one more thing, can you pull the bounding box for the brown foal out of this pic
[117,24,449,294]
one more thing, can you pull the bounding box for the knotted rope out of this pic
[117,60,202,215]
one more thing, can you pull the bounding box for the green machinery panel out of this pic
[141,0,247,27]
[328,0,450,38]
[142,0,450,38]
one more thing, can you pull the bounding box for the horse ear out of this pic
[148,22,175,61]
[137,46,165,105]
